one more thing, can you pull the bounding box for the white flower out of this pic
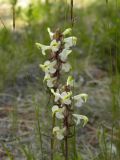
[72,114,88,126]
[64,36,77,49]
[80,94,88,102]
[51,89,61,102]
[47,27,54,40]
[62,62,71,72]
[52,105,59,113]
[61,91,72,105]
[52,105,65,119]
[46,77,57,88]
[40,60,57,74]
[63,28,72,36]
[59,49,72,61]
[51,89,72,105]
[36,38,61,55]
[44,72,51,81]
[36,43,50,55]
[55,108,64,119]
[50,40,61,52]
[73,93,88,107]
[67,76,74,87]
[53,126,66,140]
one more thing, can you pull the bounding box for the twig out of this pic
[71,0,74,27]
[12,5,16,30]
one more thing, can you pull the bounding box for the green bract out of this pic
[63,28,72,36]
[67,76,74,86]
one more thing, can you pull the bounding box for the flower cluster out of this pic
[51,85,88,140]
[36,28,76,88]
[36,28,88,140]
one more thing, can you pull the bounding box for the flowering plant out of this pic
[36,28,88,160]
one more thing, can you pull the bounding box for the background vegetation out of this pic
[0,0,120,160]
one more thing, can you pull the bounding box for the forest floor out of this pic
[0,58,112,160]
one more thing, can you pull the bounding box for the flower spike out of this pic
[36,28,88,147]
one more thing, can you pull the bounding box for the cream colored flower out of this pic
[47,27,72,39]
[36,38,61,55]
[40,60,57,74]
[72,114,88,126]
[36,43,50,55]
[52,105,59,113]
[53,126,66,140]
[44,72,51,81]
[46,77,57,88]
[59,49,72,61]
[50,40,61,52]
[64,36,77,49]
[56,109,64,119]
[47,27,54,40]
[52,105,65,119]
[73,94,88,107]
[61,91,72,105]
[61,62,71,72]
[51,89,61,102]
[51,89,72,105]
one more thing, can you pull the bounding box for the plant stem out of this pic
[65,135,68,160]
[64,108,68,160]
[51,114,55,160]
[50,30,62,160]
